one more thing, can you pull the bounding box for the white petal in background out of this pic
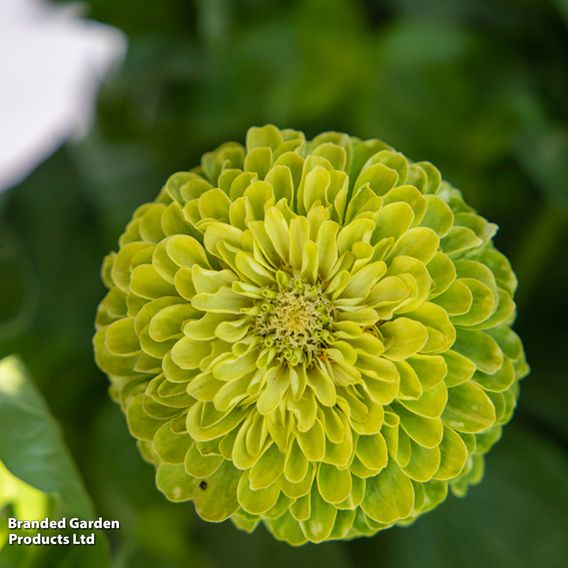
[0,0,126,192]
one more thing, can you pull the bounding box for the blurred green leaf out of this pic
[554,0,568,25]
[514,92,568,210]
[0,356,109,567]
[0,227,38,342]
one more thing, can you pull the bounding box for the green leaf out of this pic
[0,356,109,566]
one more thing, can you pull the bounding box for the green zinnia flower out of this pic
[94,125,529,545]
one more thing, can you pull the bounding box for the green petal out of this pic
[297,420,326,462]
[184,312,227,340]
[317,464,352,504]
[441,226,483,255]
[407,354,447,391]
[454,212,497,243]
[193,461,241,522]
[323,428,354,469]
[487,326,529,378]
[130,264,176,299]
[156,462,197,502]
[396,360,423,399]
[110,242,153,292]
[321,405,347,443]
[474,357,515,392]
[105,318,139,355]
[307,365,337,406]
[434,427,468,480]
[427,252,456,297]
[451,278,496,326]
[336,474,365,510]
[153,422,191,464]
[279,465,315,499]
[384,184,427,221]
[453,329,503,374]
[265,165,294,203]
[381,317,429,360]
[268,512,307,546]
[346,186,383,223]
[389,227,439,263]
[290,493,311,522]
[472,246,517,295]
[301,165,330,212]
[329,509,357,540]
[443,350,476,387]
[433,280,473,315]
[387,255,432,313]
[363,369,400,406]
[257,367,289,415]
[148,304,194,342]
[420,195,454,236]
[400,382,448,419]
[184,443,224,478]
[237,470,280,515]
[170,337,210,369]
[471,287,515,330]
[249,444,285,490]
[355,433,388,473]
[192,286,250,314]
[354,162,398,195]
[299,486,337,543]
[403,441,441,482]
[396,404,443,448]
[362,461,414,524]
[243,181,276,221]
[213,375,251,412]
[443,382,496,433]
[412,161,441,194]
[247,124,283,151]
[186,401,247,442]
[407,302,456,354]
[211,352,257,381]
[396,429,412,468]
[229,170,258,203]
[316,221,340,278]
[165,234,210,268]
[287,389,317,433]
[234,251,274,287]
[372,202,415,241]
[312,141,347,171]
[263,207,290,261]
[284,441,309,484]
[126,394,165,441]
[244,146,273,179]
[337,219,375,254]
[341,261,387,299]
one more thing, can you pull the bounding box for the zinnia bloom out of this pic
[94,125,528,545]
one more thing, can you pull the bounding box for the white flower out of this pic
[0,0,126,191]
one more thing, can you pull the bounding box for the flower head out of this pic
[94,125,529,545]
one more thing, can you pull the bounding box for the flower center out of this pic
[253,278,334,365]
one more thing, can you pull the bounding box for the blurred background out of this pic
[1,0,567,566]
